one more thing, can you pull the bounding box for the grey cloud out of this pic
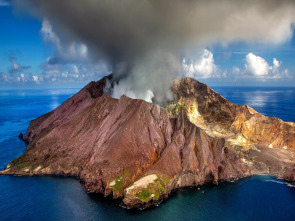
[40,61,108,83]
[9,57,31,74]
[41,19,88,64]
[13,0,295,101]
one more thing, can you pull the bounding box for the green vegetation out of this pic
[8,155,46,174]
[111,176,125,192]
[15,162,31,172]
[135,176,167,202]
[110,170,130,193]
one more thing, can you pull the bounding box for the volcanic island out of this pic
[1,74,295,209]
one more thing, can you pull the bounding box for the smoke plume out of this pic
[14,0,295,102]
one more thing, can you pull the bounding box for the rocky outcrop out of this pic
[284,164,295,181]
[1,75,295,209]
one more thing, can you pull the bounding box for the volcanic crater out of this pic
[1,74,295,209]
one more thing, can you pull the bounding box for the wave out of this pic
[265,180,295,188]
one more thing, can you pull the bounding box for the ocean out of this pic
[0,87,295,220]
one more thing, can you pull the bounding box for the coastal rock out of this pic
[1,74,295,208]
[18,132,24,140]
[284,164,295,181]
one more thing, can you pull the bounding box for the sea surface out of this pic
[0,87,295,221]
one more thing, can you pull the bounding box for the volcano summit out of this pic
[1,75,295,209]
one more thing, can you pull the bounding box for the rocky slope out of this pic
[1,74,295,209]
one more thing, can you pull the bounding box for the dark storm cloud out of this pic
[13,0,295,101]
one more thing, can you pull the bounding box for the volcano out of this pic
[1,74,295,209]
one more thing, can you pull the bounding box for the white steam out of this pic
[13,0,295,102]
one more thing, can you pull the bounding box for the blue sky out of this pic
[0,3,109,89]
[0,5,45,73]
[1,1,295,89]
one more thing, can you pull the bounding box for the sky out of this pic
[1,0,295,91]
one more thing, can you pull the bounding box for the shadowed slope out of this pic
[1,75,295,209]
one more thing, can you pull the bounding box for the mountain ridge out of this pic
[1,74,295,209]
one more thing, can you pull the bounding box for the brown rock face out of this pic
[1,75,295,209]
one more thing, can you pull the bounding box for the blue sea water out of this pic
[0,87,295,221]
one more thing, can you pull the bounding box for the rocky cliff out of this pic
[1,74,295,209]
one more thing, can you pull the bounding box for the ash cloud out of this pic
[13,0,295,102]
